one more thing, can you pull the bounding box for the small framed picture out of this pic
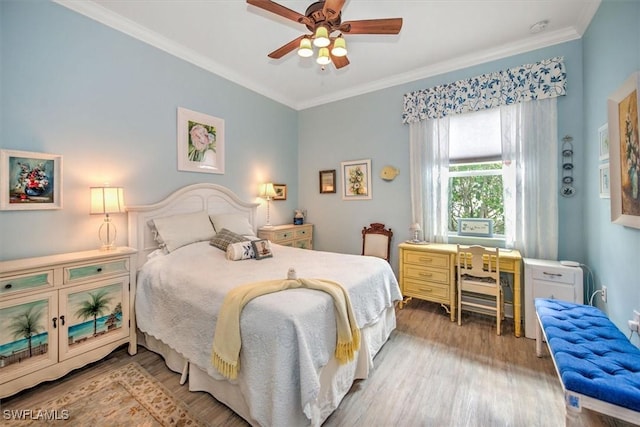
[457,218,494,237]
[0,149,63,210]
[319,170,336,193]
[341,159,372,200]
[273,184,287,200]
[251,239,273,260]
[598,123,609,161]
[177,107,225,174]
[599,163,610,199]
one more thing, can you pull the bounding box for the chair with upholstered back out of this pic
[457,245,503,335]
[362,223,393,262]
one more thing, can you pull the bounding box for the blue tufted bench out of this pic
[535,298,640,425]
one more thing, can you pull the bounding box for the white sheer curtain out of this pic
[409,117,450,243]
[501,98,558,259]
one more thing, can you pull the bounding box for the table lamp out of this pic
[90,186,124,250]
[258,182,277,228]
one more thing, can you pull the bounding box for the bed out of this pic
[127,183,402,426]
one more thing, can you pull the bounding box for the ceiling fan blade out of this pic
[323,0,345,20]
[340,18,403,35]
[247,0,310,25]
[268,35,306,59]
[331,54,350,69]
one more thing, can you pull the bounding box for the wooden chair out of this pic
[457,245,503,335]
[362,223,393,262]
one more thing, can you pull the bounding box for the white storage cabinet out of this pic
[523,258,584,339]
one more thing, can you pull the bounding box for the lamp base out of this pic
[98,218,117,251]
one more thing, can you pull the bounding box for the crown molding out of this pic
[53,0,299,109]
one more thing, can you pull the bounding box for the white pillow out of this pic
[226,241,255,261]
[210,213,255,236]
[151,211,216,253]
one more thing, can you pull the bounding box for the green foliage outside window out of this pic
[449,162,504,234]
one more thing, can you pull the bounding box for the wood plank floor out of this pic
[1,299,635,426]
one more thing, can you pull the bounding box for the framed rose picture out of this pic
[598,123,609,161]
[341,159,372,200]
[177,107,225,174]
[0,149,63,210]
[607,71,640,228]
[599,163,610,199]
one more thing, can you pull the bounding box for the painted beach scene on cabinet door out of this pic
[61,282,127,359]
[0,296,56,378]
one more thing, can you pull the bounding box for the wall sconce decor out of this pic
[90,186,125,250]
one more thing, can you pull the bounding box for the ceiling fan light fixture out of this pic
[298,37,313,57]
[331,37,347,57]
[316,47,331,65]
[313,26,330,47]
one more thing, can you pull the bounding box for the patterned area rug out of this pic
[4,363,204,426]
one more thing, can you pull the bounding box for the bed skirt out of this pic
[138,305,397,426]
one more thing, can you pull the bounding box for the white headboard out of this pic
[127,183,259,269]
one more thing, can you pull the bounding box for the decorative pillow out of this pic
[251,239,273,260]
[151,211,216,253]
[226,241,255,261]
[210,228,248,251]
[210,213,255,236]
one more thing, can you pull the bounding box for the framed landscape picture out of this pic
[0,150,63,210]
[177,107,225,174]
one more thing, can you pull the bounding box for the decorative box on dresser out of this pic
[0,247,137,398]
[258,224,313,249]
[398,243,456,321]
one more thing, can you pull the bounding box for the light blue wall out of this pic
[299,42,586,272]
[0,1,298,259]
[582,0,640,334]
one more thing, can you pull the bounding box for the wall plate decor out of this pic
[607,71,640,228]
[177,107,225,174]
[0,149,63,210]
[380,165,399,181]
[341,159,372,200]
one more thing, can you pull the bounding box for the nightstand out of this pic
[258,224,313,249]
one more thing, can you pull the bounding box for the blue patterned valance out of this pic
[402,56,566,124]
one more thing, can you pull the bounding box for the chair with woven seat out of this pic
[457,245,503,335]
[362,223,393,262]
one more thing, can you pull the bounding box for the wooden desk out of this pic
[398,242,523,337]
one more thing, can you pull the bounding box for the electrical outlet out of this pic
[601,286,607,303]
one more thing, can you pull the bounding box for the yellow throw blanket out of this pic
[211,277,361,380]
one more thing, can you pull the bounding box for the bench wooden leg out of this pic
[536,316,544,357]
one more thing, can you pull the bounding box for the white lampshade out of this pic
[298,37,313,57]
[259,182,277,199]
[331,37,347,57]
[90,187,124,214]
[313,26,330,47]
[410,222,421,231]
[316,47,331,65]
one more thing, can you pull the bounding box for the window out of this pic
[448,108,505,235]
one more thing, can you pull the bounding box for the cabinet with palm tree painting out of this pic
[0,247,136,398]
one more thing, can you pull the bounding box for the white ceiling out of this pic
[56,0,600,111]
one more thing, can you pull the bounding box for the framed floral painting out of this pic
[607,71,640,228]
[341,159,372,200]
[177,107,225,174]
[0,150,63,210]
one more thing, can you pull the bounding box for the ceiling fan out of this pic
[246,0,403,69]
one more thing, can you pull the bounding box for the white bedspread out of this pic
[135,241,401,427]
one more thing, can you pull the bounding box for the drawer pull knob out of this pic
[96,267,103,272]
[4,283,12,289]
[60,315,65,326]
[419,273,432,277]
[543,272,562,277]
[419,257,432,262]
[52,317,57,328]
